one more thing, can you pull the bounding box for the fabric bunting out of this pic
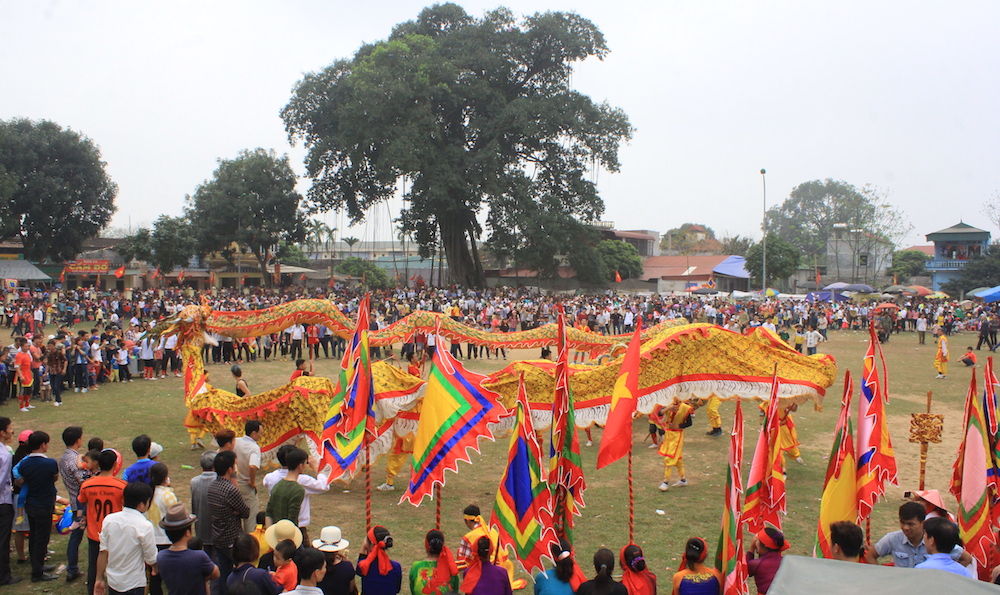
[715,398,748,595]
[401,341,509,506]
[321,294,374,482]
[490,373,558,574]
[597,320,642,469]
[950,368,997,567]
[743,370,785,533]
[984,358,1000,505]
[814,371,858,558]
[549,305,587,541]
[856,322,897,519]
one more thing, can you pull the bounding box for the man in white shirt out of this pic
[234,421,263,533]
[95,482,157,595]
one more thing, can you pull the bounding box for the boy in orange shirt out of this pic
[78,449,127,594]
[13,338,34,411]
[271,539,298,591]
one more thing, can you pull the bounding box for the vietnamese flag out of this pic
[240,274,247,285]
[597,319,642,468]
[328,275,335,288]
[114,266,125,279]
[209,271,216,285]
[615,270,622,283]
[178,269,185,282]
[300,273,307,282]
[58,268,65,283]
[152,268,160,279]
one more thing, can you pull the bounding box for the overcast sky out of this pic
[4,1,998,249]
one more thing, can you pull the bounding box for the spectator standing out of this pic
[0,418,18,586]
[190,452,217,555]
[94,482,158,595]
[59,426,87,583]
[156,502,220,595]
[234,421,262,533]
[122,435,155,484]
[209,450,250,594]
[79,449,127,595]
[17,431,60,582]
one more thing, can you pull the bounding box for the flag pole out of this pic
[627,443,634,543]
[435,483,442,530]
[365,431,372,532]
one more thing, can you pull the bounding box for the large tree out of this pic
[149,215,196,277]
[186,148,306,286]
[282,3,632,287]
[744,234,802,288]
[596,240,643,279]
[117,228,152,263]
[0,118,117,261]
[660,223,718,254]
[888,249,930,283]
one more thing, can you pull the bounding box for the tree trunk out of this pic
[439,216,485,288]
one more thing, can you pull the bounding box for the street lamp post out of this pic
[760,168,767,293]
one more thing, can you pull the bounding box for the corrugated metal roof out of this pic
[0,260,51,281]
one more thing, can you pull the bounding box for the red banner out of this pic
[65,259,109,275]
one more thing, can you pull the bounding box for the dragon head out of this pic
[149,296,216,348]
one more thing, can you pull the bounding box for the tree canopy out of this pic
[660,223,721,254]
[0,118,117,262]
[149,215,195,277]
[744,234,802,287]
[596,240,643,280]
[765,180,910,262]
[888,249,930,283]
[282,3,632,287]
[336,257,391,289]
[117,228,153,263]
[186,148,306,286]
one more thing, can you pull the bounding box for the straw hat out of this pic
[312,526,349,552]
[914,489,949,512]
[265,519,303,548]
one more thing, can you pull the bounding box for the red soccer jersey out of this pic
[14,351,33,386]
[77,475,127,542]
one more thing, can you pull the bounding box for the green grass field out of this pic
[9,326,976,592]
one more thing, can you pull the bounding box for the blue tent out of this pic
[805,291,848,302]
[974,285,1000,303]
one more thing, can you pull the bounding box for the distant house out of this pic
[825,225,894,284]
[925,222,991,290]
[640,254,749,293]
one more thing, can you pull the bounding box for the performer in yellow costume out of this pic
[934,328,948,379]
[704,395,722,436]
[763,402,805,465]
[652,399,697,491]
[457,505,526,589]
[377,434,414,491]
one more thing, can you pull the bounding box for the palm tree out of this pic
[342,236,359,258]
[304,220,329,259]
[323,226,338,258]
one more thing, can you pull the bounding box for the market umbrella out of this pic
[823,282,849,290]
[843,283,877,293]
[909,285,933,297]
[929,291,950,299]
[692,287,718,295]
[971,286,998,297]
[882,285,914,294]
[756,287,781,296]
[872,302,900,312]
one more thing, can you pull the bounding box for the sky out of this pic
[3,0,999,249]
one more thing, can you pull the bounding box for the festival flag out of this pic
[490,373,558,574]
[300,273,307,282]
[743,370,785,534]
[984,359,1000,517]
[597,319,642,469]
[209,271,216,285]
[856,322,897,519]
[275,262,282,283]
[549,305,587,541]
[114,266,125,279]
[816,268,821,288]
[401,342,509,506]
[715,398,748,595]
[3,279,16,291]
[328,275,336,288]
[814,371,858,558]
[950,369,997,567]
[152,267,160,279]
[614,270,622,283]
[320,294,374,480]
[177,269,185,282]
[240,274,247,285]
[58,269,65,283]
